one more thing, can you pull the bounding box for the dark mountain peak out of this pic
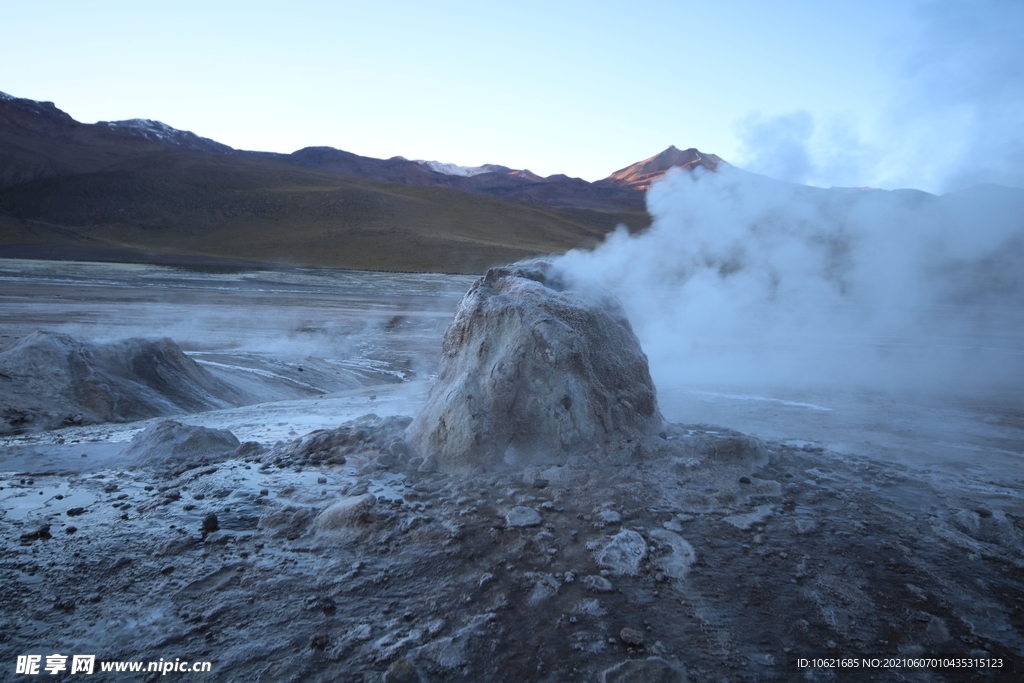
[604,146,724,191]
[0,91,78,130]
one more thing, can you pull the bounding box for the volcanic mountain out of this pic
[0,91,720,271]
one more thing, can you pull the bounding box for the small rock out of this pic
[20,524,51,542]
[582,575,614,593]
[309,597,337,615]
[66,507,86,517]
[65,526,77,534]
[160,565,175,575]
[619,627,645,646]
[599,509,622,524]
[309,634,329,650]
[383,657,424,683]
[201,513,219,536]
[53,598,76,612]
[505,506,542,528]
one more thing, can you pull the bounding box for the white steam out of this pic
[552,166,1024,399]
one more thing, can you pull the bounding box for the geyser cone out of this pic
[406,260,662,472]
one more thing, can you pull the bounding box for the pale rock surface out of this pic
[314,494,378,530]
[406,261,662,472]
[595,529,648,576]
[505,506,542,527]
[0,331,247,434]
[648,529,696,580]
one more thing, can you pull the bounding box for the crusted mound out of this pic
[118,419,242,474]
[406,261,662,471]
[0,331,249,434]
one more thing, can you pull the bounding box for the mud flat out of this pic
[1,259,1022,682]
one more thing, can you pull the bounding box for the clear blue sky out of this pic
[2,1,1020,192]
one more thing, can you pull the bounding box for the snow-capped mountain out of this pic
[415,160,511,177]
[97,118,233,154]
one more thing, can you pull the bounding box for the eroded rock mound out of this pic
[406,261,662,471]
[0,331,249,434]
[118,419,242,474]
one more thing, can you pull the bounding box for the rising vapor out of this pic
[552,165,1024,398]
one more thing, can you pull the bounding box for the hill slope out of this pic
[0,151,646,272]
[1,92,742,271]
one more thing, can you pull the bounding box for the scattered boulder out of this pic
[0,332,250,434]
[119,420,241,474]
[406,261,662,472]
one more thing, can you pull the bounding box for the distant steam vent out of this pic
[406,260,663,472]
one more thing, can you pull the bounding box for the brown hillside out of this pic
[0,152,648,273]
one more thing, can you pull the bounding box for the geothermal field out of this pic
[1,244,1022,682]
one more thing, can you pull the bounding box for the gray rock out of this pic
[619,626,645,646]
[582,575,614,593]
[600,657,688,683]
[406,261,662,472]
[383,657,425,683]
[505,506,542,527]
[595,530,648,576]
[314,494,377,530]
[119,420,240,474]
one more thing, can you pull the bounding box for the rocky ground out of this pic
[2,415,1022,682]
[2,260,1022,682]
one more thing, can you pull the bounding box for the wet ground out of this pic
[1,260,1022,682]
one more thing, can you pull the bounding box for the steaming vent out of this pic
[406,260,663,472]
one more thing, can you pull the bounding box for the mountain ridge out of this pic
[0,90,720,272]
[0,90,718,211]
